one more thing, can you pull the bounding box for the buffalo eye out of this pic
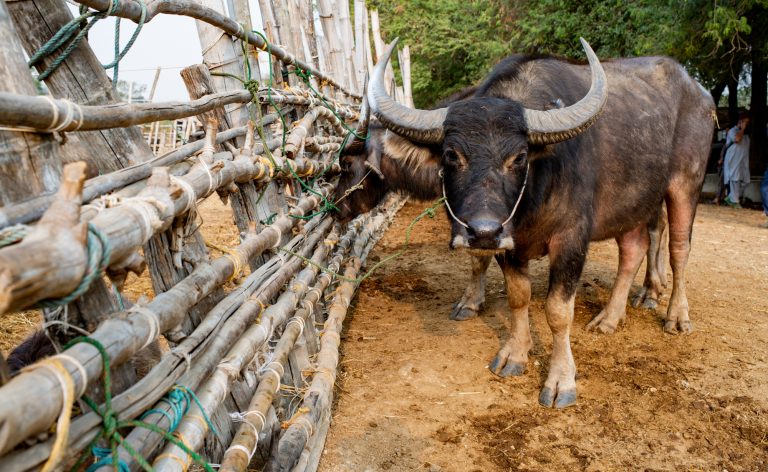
[504,152,527,172]
[443,149,464,168]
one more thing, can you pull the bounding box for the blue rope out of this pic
[86,447,130,472]
[140,384,220,438]
[103,0,148,87]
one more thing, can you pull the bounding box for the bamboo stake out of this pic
[316,0,349,94]
[153,220,340,471]
[370,10,395,94]
[217,220,362,472]
[400,45,415,108]
[74,0,360,99]
[0,217,327,471]
[0,182,334,455]
[354,0,368,89]
[364,7,374,75]
[337,0,359,93]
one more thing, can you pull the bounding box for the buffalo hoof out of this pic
[539,387,577,409]
[489,355,526,377]
[631,288,660,310]
[663,319,693,335]
[585,310,621,334]
[449,303,479,321]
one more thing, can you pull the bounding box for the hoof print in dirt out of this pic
[538,387,577,409]
[489,356,526,377]
[449,303,479,321]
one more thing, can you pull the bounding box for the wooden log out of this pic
[0,184,334,456]
[0,133,337,314]
[217,220,361,472]
[400,45,415,108]
[0,1,62,205]
[0,217,325,471]
[6,0,154,174]
[337,0,359,93]
[370,10,396,94]
[99,218,333,470]
[152,218,336,471]
[354,0,368,90]
[0,89,252,132]
[316,0,349,94]
[364,7,374,75]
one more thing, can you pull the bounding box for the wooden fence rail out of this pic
[0,0,414,470]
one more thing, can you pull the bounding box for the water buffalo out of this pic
[337,38,713,408]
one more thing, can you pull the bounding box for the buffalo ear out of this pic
[382,131,441,171]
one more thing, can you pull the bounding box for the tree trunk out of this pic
[749,4,768,177]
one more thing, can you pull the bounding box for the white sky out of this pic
[77,1,269,101]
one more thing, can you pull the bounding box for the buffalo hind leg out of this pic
[587,225,649,333]
[632,205,668,309]
[664,192,696,334]
[450,255,492,321]
[539,237,586,408]
[489,254,531,377]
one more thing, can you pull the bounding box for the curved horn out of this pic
[368,39,447,144]
[525,38,608,145]
[343,74,370,154]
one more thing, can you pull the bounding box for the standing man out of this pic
[722,112,751,208]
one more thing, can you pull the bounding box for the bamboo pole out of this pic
[337,0,359,93]
[74,0,361,99]
[0,215,328,471]
[354,0,368,89]
[217,220,362,472]
[370,10,395,94]
[400,45,415,108]
[364,7,374,75]
[0,179,334,455]
[316,0,349,94]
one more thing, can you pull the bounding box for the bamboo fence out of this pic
[0,0,413,471]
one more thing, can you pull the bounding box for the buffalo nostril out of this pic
[467,219,503,240]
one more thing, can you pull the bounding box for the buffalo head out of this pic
[355,38,607,252]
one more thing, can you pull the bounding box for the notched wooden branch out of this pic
[0,162,89,314]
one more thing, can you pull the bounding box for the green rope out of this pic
[37,223,112,309]
[279,198,445,284]
[0,224,30,247]
[28,1,146,86]
[65,337,216,472]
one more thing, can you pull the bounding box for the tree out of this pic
[115,80,148,103]
[370,0,513,107]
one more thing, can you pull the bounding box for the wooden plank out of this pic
[7,0,153,176]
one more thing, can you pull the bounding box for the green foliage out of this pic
[371,0,767,104]
[370,0,513,107]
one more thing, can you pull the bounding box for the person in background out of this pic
[721,112,750,208]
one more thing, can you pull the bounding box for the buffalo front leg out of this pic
[489,255,531,377]
[587,225,649,334]
[450,255,492,321]
[539,239,586,409]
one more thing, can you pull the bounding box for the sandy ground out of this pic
[1,198,766,471]
[319,202,768,472]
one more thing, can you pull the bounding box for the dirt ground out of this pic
[319,202,768,472]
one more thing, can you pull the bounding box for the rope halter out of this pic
[439,164,529,231]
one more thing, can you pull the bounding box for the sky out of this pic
[77,1,269,101]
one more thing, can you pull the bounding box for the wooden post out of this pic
[317,0,349,96]
[399,45,415,108]
[6,0,153,175]
[364,7,374,75]
[338,0,359,93]
[0,2,143,398]
[370,9,395,94]
[149,66,162,102]
[354,0,368,89]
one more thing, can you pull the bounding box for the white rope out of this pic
[225,444,254,461]
[244,410,267,430]
[292,416,314,439]
[53,354,88,397]
[123,197,165,243]
[170,176,197,214]
[129,306,160,350]
[260,361,284,394]
[439,164,529,230]
[41,96,84,132]
[286,316,305,338]
[501,163,530,227]
[197,156,216,196]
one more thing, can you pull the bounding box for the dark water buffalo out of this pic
[336,38,713,408]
